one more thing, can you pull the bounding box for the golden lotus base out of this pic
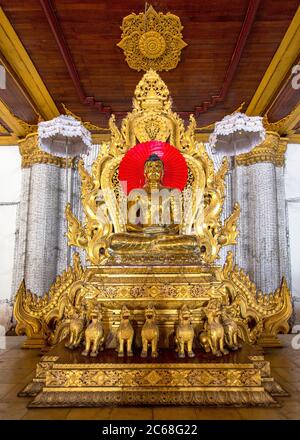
[19,342,287,408]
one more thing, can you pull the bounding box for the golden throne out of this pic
[14,70,292,407]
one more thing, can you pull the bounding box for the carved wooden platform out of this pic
[19,342,288,407]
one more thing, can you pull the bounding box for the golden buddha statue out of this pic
[108,154,201,257]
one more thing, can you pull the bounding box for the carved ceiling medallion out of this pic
[117,6,187,72]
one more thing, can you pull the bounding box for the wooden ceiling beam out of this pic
[194,0,261,115]
[246,6,300,116]
[0,6,59,121]
[0,97,26,137]
[39,0,111,114]
[284,101,300,133]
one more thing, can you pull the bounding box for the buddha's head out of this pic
[144,154,164,185]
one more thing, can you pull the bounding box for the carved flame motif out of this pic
[117,6,187,71]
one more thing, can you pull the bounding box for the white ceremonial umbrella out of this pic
[38,115,92,157]
[208,112,265,156]
[38,115,92,268]
[208,112,266,259]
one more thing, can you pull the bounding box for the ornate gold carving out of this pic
[64,306,86,350]
[22,342,282,407]
[218,202,241,246]
[220,251,292,346]
[116,305,134,357]
[66,70,239,265]
[236,131,287,166]
[65,156,113,265]
[82,304,105,357]
[11,36,293,408]
[29,389,277,407]
[222,308,241,350]
[45,366,261,389]
[14,252,292,350]
[139,31,166,59]
[14,253,84,346]
[199,299,229,357]
[18,132,76,169]
[109,69,186,151]
[14,280,47,347]
[175,305,195,358]
[117,6,187,72]
[141,304,159,358]
[257,278,293,347]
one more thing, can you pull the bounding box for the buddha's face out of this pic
[144,159,164,185]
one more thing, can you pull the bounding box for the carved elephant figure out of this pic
[175,305,195,358]
[141,305,159,358]
[199,299,229,357]
[65,308,86,350]
[116,305,134,357]
[82,306,104,357]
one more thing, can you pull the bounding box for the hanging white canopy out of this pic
[208,112,266,156]
[38,115,92,157]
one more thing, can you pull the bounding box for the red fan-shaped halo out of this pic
[118,141,188,194]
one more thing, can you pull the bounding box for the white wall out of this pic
[0,146,21,305]
[285,143,300,300]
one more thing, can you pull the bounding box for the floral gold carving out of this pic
[45,366,261,389]
[117,6,187,72]
[139,31,166,59]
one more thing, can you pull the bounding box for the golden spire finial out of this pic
[133,69,170,111]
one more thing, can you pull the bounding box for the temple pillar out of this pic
[11,133,78,298]
[233,131,290,293]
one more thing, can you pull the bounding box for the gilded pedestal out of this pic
[22,343,286,408]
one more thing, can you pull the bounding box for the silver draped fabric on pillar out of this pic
[235,163,290,293]
[207,144,290,293]
[11,145,100,299]
[12,165,69,297]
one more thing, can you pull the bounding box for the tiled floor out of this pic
[0,334,299,420]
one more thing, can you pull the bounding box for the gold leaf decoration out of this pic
[117,6,187,71]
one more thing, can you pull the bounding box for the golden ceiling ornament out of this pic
[117,5,187,71]
[139,30,166,59]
